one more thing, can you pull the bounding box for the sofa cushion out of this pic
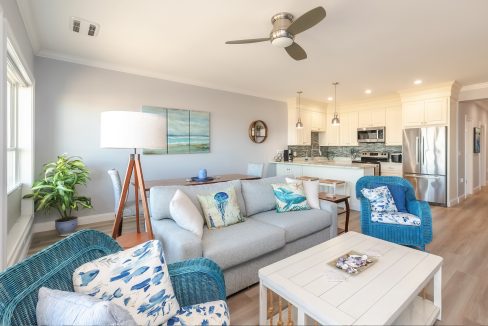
[241,176,287,216]
[372,211,421,226]
[360,186,398,213]
[369,183,408,213]
[170,189,204,238]
[152,219,202,263]
[251,209,332,243]
[150,180,246,220]
[202,219,285,270]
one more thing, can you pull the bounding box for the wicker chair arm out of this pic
[168,257,226,307]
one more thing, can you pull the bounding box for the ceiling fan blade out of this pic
[287,6,326,35]
[285,42,307,61]
[225,38,270,44]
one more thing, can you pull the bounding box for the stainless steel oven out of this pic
[357,127,385,143]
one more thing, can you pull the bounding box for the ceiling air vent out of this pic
[70,17,100,37]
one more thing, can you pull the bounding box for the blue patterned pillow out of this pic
[272,183,311,213]
[73,240,180,325]
[167,300,230,326]
[197,187,244,229]
[360,186,398,213]
[369,183,408,212]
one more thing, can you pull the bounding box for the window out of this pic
[6,43,28,193]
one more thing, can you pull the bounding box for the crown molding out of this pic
[461,82,488,92]
[15,0,40,53]
[398,80,459,101]
[36,49,286,103]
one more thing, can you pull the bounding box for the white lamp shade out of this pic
[100,111,167,149]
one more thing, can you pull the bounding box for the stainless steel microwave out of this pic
[357,127,385,143]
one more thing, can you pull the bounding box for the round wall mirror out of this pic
[249,120,268,143]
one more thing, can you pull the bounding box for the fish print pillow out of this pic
[272,183,311,213]
[73,240,180,326]
[360,186,398,213]
[197,187,244,229]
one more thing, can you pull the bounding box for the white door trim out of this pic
[465,115,474,196]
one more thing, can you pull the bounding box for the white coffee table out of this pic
[259,231,442,325]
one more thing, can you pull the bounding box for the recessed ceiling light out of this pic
[365,89,372,95]
[327,96,333,101]
[414,79,423,85]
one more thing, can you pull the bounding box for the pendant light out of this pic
[331,82,340,126]
[295,90,303,129]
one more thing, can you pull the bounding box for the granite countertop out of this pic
[269,159,377,170]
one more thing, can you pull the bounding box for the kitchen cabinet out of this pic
[380,162,403,177]
[358,108,386,128]
[325,113,340,146]
[339,111,359,146]
[311,111,326,132]
[385,106,403,145]
[403,97,448,128]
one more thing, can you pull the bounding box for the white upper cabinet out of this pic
[402,97,448,128]
[385,106,402,145]
[358,108,386,128]
[339,111,358,146]
[326,113,340,146]
[287,98,327,145]
[310,111,326,132]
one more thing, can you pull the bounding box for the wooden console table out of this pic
[140,174,260,191]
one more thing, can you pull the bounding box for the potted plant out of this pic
[24,154,93,236]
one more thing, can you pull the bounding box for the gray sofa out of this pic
[149,176,338,296]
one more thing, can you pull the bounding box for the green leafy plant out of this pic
[24,154,93,221]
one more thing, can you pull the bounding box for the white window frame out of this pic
[6,70,20,194]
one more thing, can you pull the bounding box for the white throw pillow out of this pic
[170,189,204,238]
[73,240,180,326]
[285,178,320,209]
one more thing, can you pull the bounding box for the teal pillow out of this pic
[272,183,311,213]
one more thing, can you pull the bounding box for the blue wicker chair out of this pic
[0,230,226,325]
[355,176,433,250]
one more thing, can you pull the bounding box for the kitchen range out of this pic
[352,151,389,176]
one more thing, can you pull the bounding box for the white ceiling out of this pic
[20,0,488,102]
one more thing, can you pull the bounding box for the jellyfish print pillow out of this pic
[73,240,180,326]
[197,187,244,229]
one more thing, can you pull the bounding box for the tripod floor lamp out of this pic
[100,111,166,249]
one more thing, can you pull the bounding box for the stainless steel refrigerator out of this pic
[403,126,447,205]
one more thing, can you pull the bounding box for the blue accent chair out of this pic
[355,176,433,250]
[0,230,226,325]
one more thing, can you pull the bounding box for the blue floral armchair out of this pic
[356,176,433,250]
[0,230,227,325]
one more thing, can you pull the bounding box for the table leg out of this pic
[260,283,267,325]
[297,308,305,325]
[344,199,350,232]
[434,266,442,320]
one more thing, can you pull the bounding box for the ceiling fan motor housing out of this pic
[270,12,294,47]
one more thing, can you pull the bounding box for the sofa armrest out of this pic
[168,258,226,307]
[151,219,203,263]
[319,199,338,238]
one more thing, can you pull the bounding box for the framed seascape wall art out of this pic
[474,127,481,154]
[142,106,210,155]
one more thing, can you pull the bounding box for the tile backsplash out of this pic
[288,132,402,160]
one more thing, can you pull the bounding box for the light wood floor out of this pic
[29,189,488,325]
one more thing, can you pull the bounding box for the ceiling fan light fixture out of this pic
[271,36,294,48]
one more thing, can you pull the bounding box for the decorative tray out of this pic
[190,176,215,182]
[328,251,376,275]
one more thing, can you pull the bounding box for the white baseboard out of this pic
[32,212,115,233]
[474,186,482,193]
[7,214,34,266]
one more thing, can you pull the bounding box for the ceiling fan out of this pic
[225,6,326,61]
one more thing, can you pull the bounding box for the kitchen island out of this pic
[270,160,375,210]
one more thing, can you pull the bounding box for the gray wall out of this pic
[458,100,488,197]
[34,57,287,223]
